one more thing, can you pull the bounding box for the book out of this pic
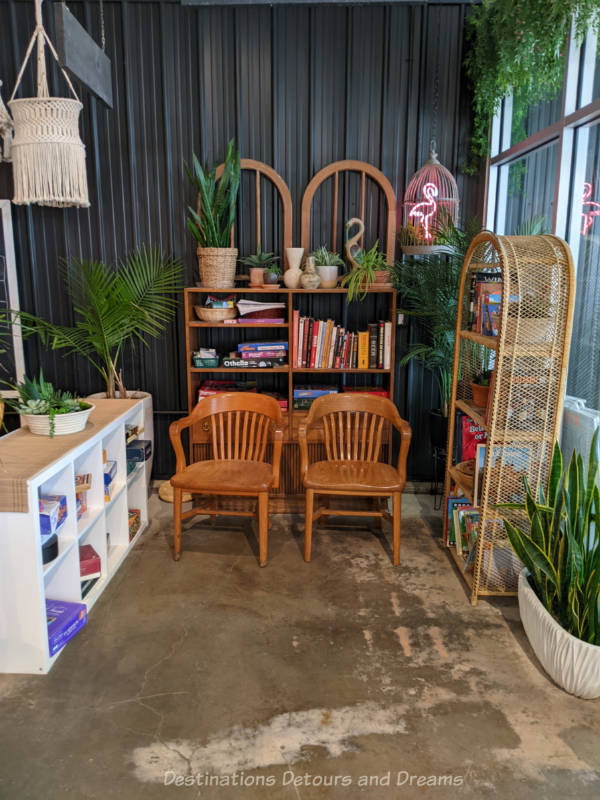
[454,506,478,556]
[221,356,286,368]
[236,299,286,316]
[297,317,305,367]
[46,599,87,656]
[292,310,299,368]
[460,415,487,461]
[303,318,313,367]
[368,323,378,368]
[79,543,101,579]
[377,321,385,369]
[384,321,392,370]
[327,325,338,368]
[309,320,320,368]
[39,495,67,536]
[446,495,472,546]
[473,443,486,506]
[293,386,339,398]
[81,577,99,599]
[224,317,285,324]
[358,331,369,369]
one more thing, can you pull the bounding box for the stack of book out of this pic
[79,543,101,598]
[222,341,288,368]
[291,312,392,369]
[467,272,502,334]
[228,299,286,324]
[197,379,257,400]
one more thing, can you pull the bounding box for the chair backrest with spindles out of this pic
[213,158,293,269]
[300,160,397,264]
[191,393,282,463]
[305,394,403,463]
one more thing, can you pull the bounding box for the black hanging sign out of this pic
[54,4,113,109]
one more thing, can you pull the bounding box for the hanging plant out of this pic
[465,0,600,171]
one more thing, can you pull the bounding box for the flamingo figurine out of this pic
[581,182,600,236]
[409,182,439,242]
[345,217,365,270]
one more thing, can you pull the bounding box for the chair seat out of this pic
[170,460,273,493]
[304,460,402,492]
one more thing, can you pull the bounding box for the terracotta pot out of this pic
[470,381,490,409]
[248,267,264,286]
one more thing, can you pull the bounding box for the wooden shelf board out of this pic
[448,465,474,501]
[455,399,487,430]
[460,330,498,349]
[185,286,395,295]
[190,367,289,373]
[189,322,289,328]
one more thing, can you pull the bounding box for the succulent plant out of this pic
[240,246,281,275]
[6,371,90,436]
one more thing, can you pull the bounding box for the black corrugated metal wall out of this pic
[0,0,483,479]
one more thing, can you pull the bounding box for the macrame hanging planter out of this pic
[7,0,89,207]
[401,141,459,255]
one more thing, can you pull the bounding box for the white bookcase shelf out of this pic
[0,398,149,674]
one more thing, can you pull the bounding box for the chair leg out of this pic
[173,487,182,561]
[392,491,402,566]
[304,489,314,562]
[373,497,382,529]
[258,492,269,567]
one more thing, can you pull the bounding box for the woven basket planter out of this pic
[197,246,238,288]
[8,97,89,207]
[21,403,94,437]
[194,305,236,322]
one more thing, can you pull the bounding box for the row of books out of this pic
[467,272,502,335]
[291,312,392,369]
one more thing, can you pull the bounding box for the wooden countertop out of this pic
[0,398,140,513]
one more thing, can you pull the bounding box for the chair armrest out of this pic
[169,413,197,474]
[271,428,284,490]
[394,418,412,489]
[298,424,309,481]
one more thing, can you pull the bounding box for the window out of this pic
[486,26,600,411]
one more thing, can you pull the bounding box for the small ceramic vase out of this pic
[263,270,280,285]
[283,247,304,289]
[300,256,321,290]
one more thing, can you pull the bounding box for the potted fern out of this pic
[4,372,93,437]
[186,140,241,288]
[500,430,600,699]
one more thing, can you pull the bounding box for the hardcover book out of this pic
[46,599,87,656]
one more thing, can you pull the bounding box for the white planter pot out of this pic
[21,404,94,436]
[518,569,600,699]
[88,391,154,486]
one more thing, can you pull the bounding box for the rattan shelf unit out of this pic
[443,233,575,605]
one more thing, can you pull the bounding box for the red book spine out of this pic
[292,309,299,368]
[309,320,320,368]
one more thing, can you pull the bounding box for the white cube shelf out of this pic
[0,399,149,674]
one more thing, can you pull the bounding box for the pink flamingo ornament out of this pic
[409,182,439,242]
[581,182,600,236]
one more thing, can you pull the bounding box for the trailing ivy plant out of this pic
[465,0,600,169]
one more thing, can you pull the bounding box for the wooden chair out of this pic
[298,394,411,565]
[169,393,283,565]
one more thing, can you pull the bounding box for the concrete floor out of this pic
[0,492,599,799]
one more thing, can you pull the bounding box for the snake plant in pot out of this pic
[499,430,600,698]
[186,140,241,288]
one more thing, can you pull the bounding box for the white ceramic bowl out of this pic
[21,403,95,436]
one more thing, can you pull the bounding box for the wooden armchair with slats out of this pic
[169,393,283,565]
[298,394,411,565]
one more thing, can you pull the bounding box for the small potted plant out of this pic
[4,372,94,437]
[340,241,391,302]
[240,247,281,286]
[470,367,492,408]
[186,140,241,288]
[310,246,345,288]
[499,431,600,698]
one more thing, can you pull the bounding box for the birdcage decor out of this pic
[400,143,459,254]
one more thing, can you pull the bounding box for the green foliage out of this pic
[310,246,345,268]
[240,246,281,274]
[472,368,492,386]
[499,430,600,646]
[340,241,390,302]
[15,246,183,399]
[186,140,241,248]
[390,219,481,415]
[5,371,89,437]
[465,1,600,170]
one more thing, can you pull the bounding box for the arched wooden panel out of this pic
[300,160,397,264]
[213,158,293,269]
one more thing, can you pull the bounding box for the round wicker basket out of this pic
[194,306,237,322]
[197,246,238,288]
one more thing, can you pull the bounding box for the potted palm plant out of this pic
[186,140,241,288]
[13,246,183,480]
[499,430,600,699]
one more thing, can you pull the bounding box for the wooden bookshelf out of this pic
[184,285,397,500]
[443,233,575,605]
